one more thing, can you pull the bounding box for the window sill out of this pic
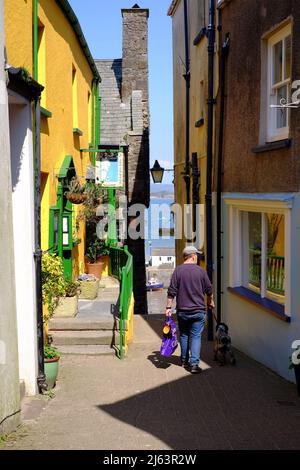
[252,139,292,154]
[227,286,290,323]
[73,128,83,136]
[41,107,52,118]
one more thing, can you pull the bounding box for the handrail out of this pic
[109,245,133,358]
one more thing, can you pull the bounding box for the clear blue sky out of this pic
[69,0,174,184]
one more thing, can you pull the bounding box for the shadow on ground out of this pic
[96,314,300,450]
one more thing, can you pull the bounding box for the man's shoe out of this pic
[190,365,202,374]
[180,359,189,368]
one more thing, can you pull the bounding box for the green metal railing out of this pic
[249,249,285,295]
[109,245,133,358]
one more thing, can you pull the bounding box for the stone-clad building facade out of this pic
[96,4,150,314]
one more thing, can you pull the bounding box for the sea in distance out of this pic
[145,184,175,262]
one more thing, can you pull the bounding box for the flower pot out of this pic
[86,260,105,280]
[65,192,87,204]
[54,295,78,318]
[44,357,59,390]
[78,279,99,299]
[294,364,300,397]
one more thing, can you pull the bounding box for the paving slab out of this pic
[3,315,300,450]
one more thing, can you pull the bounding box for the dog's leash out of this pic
[211,309,218,324]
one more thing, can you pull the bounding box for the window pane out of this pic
[285,35,291,80]
[267,214,285,302]
[248,212,262,291]
[273,40,283,84]
[276,85,288,128]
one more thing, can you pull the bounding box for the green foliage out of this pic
[64,281,80,297]
[72,236,81,246]
[20,67,31,83]
[85,238,109,264]
[44,390,56,399]
[77,183,107,223]
[44,345,60,360]
[42,253,66,322]
[67,176,85,194]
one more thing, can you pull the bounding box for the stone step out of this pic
[49,318,115,331]
[57,345,116,356]
[51,330,120,346]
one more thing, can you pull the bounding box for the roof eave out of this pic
[167,0,181,17]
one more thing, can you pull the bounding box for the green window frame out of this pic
[62,211,73,251]
[49,206,60,253]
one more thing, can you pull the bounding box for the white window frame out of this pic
[225,195,292,317]
[267,23,292,142]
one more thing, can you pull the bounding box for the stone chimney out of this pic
[121,5,149,103]
[121,5,150,315]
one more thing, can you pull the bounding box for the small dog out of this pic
[213,322,236,366]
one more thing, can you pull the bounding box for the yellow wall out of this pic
[5,0,95,277]
[125,294,135,354]
[170,0,218,266]
[4,0,33,75]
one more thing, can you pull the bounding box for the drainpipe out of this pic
[192,152,200,240]
[205,0,215,341]
[216,31,230,325]
[91,79,95,150]
[183,0,190,205]
[33,0,47,392]
[34,96,47,392]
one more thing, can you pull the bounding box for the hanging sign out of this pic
[95,151,124,188]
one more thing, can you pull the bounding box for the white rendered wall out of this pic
[0,0,21,434]
[9,100,38,396]
[219,192,300,382]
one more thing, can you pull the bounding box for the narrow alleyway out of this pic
[2,290,300,450]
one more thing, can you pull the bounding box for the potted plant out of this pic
[85,238,109,280]
[53,281,80,318]
[44,344,60,390]
[84,181,104,208]
[42,252,66,325]
[289,347,300,396]
[65,176,87,204]
[78,273,99,300]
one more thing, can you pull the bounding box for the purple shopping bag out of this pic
[160,317,178,357]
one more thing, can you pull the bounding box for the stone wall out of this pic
[122,6,150,208]
[122,6,150,314]
[122,8,149,103]
[218,0,300,193]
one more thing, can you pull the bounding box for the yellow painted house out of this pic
[168,0,218,266]
[4,0,101,279]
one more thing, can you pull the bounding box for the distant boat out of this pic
[146,278,164,290]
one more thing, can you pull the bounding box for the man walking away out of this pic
[166,246,215,374]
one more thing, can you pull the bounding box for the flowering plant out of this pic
[41,253,66,322]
